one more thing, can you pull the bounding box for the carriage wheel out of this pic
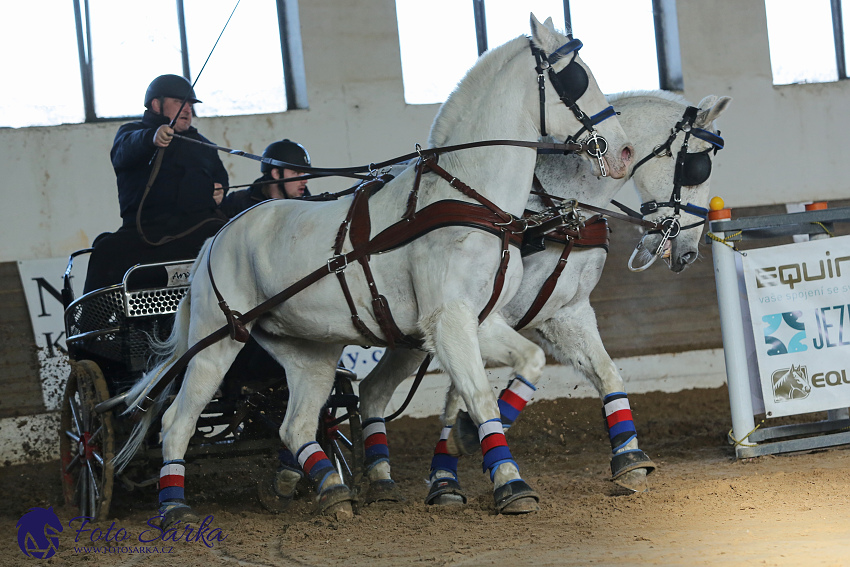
[59,360,115,520]
[317,371,364,494]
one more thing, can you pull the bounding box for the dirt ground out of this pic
[2,385,849,567]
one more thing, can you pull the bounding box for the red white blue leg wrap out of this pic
[158,460,187,510]
[479,419,516,481]
[497,374,536,428]
[362,417,390,471]
[429,426,459,480]
[296,442,336,491]
[603,392,637,452]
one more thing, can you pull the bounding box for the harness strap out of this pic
[348,178,423,349]
[132,198,525,419]
[512,215,609,331]
[384,353,432,422]
[513,236,574,331]
[173,134,587,178]
[334,180,390,346]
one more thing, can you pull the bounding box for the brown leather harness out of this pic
[131,151,566,417]
[383,178,662,422]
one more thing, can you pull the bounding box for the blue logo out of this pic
[762,311,808,356]
[17,506,63,559]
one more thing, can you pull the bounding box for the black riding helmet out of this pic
[261,139,311,173]
[144,74,201,109]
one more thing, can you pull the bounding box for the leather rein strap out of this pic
[132,159,530,416]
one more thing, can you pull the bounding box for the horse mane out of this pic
[608,89,691,107]
[429,35,530,147]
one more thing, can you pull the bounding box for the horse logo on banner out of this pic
[16,506,63,559]
[771,365,811,403]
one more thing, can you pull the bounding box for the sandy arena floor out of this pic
[1,385,849,566]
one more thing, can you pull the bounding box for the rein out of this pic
[128,36,622,419]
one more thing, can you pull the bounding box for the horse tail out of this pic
[112,286,194,472]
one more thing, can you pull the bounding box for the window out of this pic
[395,0,681,105]
[0,0,305,128]
[765,0,848,85]
[0,2,85,127]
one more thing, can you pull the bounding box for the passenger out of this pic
[83,74,229,293]
[219,139,311,218]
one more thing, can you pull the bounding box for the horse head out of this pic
[622,93,732,273]
[773,364,811,401]
[529,14,633,180]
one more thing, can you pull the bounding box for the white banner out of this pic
[17,255,89,411]
[741,235,850,417]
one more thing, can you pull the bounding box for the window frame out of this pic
[469,0,683,91]
[70,0,306,123]
[831,0,847,80]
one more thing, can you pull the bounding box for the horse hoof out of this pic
[316,484,356,518]
[448,411,480,456]
[363,479,404,504]
[432,494,466,506]
[425,477,467,506]
[613,469,649,493]
[610,449,657,493]
[493,480,539,515]
[258,466,305,513]
[274,465,305,497]
[325,500,355,520]
[160,505,201,530]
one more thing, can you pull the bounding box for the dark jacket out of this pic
[219,175,312,219]
[111,110,229,234]
[219,181,267,218]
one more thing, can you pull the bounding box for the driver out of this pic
[83,74,229,293]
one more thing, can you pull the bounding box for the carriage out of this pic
[57,250,365,521]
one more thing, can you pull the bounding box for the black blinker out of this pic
[679,149,713,187]
[554,61,589,104]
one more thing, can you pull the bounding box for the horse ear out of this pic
[696,95,733,128]
[530,13,557,50]
[543,17,556,32]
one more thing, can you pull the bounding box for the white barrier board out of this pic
[741,235,850,417]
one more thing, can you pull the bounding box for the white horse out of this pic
[357,91,731,504]
[113,15,633,524]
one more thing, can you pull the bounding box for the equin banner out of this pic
[741,235,850,417]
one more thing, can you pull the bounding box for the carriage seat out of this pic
[64,256,193,377]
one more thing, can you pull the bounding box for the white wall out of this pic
[2,0,847,263]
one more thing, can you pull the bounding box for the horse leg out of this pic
[426,313,546,507]
[159,338,244,527]
[423,302,540,514]
[535,304,657,492]
[257,336,355,518]
[424,381,469,506]
[357,348,427,503]
[447,313,548,456]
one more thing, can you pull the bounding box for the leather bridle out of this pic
[624,105,725,271]
[531,38,618,176]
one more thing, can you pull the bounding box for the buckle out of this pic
[327,255,348,273]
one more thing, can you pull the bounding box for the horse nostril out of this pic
[621,145,634,165]
[681,251,698,265]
